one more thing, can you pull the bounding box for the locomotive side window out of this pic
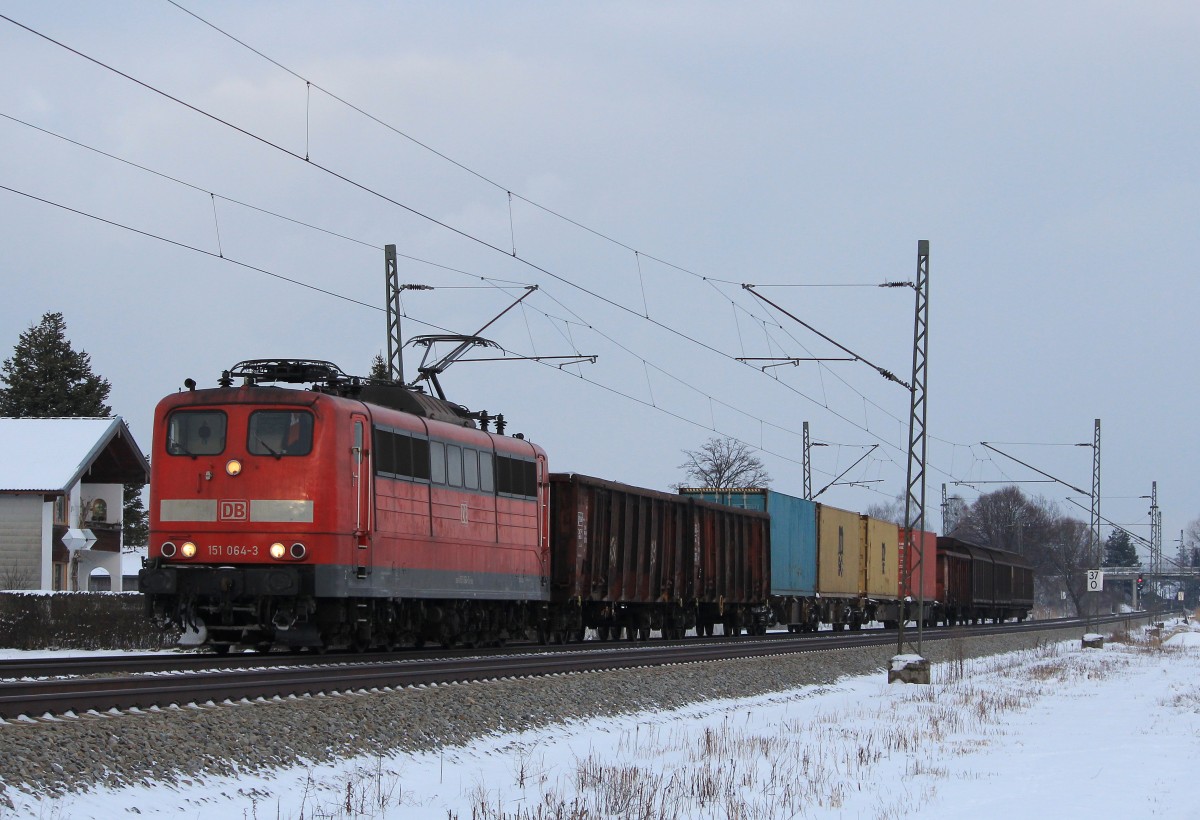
[409,437,431,480]
[372,426,433,482]
[394,433,413,477]
[248,411,313,456]
[374,427,396,474]
[463,449,480,490]
[430,441,447,484]
[447,445,463,487]
[479,451,494,492]
[496,455,537,498]
[166,410,226,456]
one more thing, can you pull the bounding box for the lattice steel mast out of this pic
[802,421,813,500]
[385,244,403,384]
[897,240,930,656]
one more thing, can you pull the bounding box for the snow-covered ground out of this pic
[7,621,1200,819]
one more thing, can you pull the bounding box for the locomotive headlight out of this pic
[269,542,287,560]
[160,541,177,558]
[180,541,198,559]
[290,542,307,560]
[225,459,243,477]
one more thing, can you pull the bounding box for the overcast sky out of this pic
[1,2,1196,560]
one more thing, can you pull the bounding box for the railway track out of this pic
[0,614,1141,721]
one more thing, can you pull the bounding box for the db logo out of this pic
[219,500,248,521]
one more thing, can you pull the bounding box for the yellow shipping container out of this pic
[861,515,899,599]
[815,504,864,598]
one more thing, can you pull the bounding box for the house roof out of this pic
[0,417,150,492]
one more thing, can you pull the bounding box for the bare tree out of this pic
[1035,517,1092,616]
[0,562,34,590]
[953,486,1097,612]
[952,486,1055,556]
[677,437,771,489]
[864,493,905,525]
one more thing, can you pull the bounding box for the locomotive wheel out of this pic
[210,643,232,655]
[638,627,651,641]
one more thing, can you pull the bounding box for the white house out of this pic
[0,417,150,591]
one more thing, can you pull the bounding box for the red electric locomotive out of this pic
[139,360,550,651]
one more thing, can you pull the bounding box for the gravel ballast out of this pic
[0,624,1111,800]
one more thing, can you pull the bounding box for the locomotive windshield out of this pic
[247,410,314,457]
[166,410,226,456]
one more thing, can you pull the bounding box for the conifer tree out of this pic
[1103,530,1139,567]
[369,353,389,381]
[0,312,147,543]
[0,312,111,417]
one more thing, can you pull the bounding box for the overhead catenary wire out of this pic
[0,178,862,487]
[1,12,1068,507]
[0,18,918,451]
[0,108,871,484]
[151,4,1125,517]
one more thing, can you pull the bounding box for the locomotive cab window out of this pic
[166,410,227,456]
[248,411,313,457]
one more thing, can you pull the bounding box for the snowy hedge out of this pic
[0,591,178,650]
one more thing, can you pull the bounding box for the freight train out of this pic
[138,359,1032,652]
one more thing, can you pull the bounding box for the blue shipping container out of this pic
[680,488,817,597]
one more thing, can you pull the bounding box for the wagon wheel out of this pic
[209,643,232,655]
[638,627,651,641]
[536,624,549,645]
[625,626,637,642]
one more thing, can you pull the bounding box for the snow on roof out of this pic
[0,417,147,492]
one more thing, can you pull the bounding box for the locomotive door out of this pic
[536,453,550,582]
[351,414,373,578]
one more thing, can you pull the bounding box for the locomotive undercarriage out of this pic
[535,600,770,644]
[146,585,772,652]
[146,568,974,651]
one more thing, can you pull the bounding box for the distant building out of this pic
[0,417,150,591]
[88,547,147,592]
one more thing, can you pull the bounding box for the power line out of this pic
[0,106,878,485]
[0,182,379,310]
[1,11,1009,505]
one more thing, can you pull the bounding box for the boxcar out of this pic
[936,536,1034,624]
[551,474,770,639]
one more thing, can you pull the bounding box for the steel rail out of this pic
[0,615,1138,720]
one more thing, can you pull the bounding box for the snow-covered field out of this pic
[7,621,1200,819]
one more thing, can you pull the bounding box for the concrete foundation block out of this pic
[1082,633,1104,649]
[888,654,930,684]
